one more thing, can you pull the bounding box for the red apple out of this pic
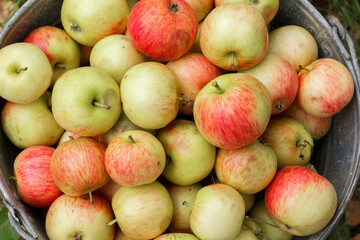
[13,146,62,208]
[193,73,272,149]
[127,0,198,61]
[265,166,337,236]
[166,53,222,115]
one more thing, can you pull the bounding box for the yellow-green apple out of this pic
[157,119,216,185]
[1,91,64,149]
[23,25,81,88]
[233,217,265,240]
[241,193,256,213]
[90,34,146,85]
[45,193,115,240]
[193,73,272,149]
[264,166,337,236]
[61,0,129,47]
[95,178,121,204]
[189,21,202,53]
[166,183,202,233]
[111,181,173,239]
[121,62,180,129]
[0,42,52,104]
[57,130,104,145]
[166,53,222,115]
[200,3,268,71]
[214,0,279,24]
[185,0,214,22]
[127,0,198,61]
[267,25,318,72]
[13,146,62,208]
[215,138,277,194]
[249,200,294,240]
[51,66,121,137]
[114,226,137,240]
[279,100,332,140]
[189,183,245,240]
[154,233,200,240]
[297,58,354,118]
[50,137,110,197]
[261,117,314,169]
[239,53,298,115]
[105,130,166,186]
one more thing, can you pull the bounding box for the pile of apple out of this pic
[0,0,355,239]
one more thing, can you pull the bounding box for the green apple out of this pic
[1,91,64,149]
[154,233,200,240]
[51,66,121,137]
[233,217,267,240]
[0,42,52,104]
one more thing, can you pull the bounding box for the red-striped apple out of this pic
[185,0,214,22]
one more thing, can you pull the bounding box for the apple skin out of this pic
[190,183,245,240]
[120,62,180,130]
[111,181,173,239]
[1,91,64,149]
[166,53,222,115]
[297,58,354,118]
[157,119,216,185]
[279,100,332,140]
[45,193,115,240]
[23,25,81,88]
[90,34,146,85]
[79,44,93,66]
[0,42,52,104]
[233,217,264,240]
[105,130,166,186]
[154,233,200,240]
[185,0,214,22]
[95,178,121,204]
[241,193,256,213]
[193,73,272,149]
[13,146,62,208]
[57,130,104,145]
[214,0,279,24]
[51,66,121,137]
[267,25,318,72]
[200,3,268,71]
[166,183,203,233]
[188,21,203,53]
[215,138,277,194]
[264,166,338,236]
[261,117,314,169]
[61,0,129,47]
[50,137,110,196]
[127,0,198,61]
[239,52,298,115]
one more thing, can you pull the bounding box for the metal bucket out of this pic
[0,0,359,239]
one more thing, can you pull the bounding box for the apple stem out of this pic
[258,137,269,146]
[182,201,194,208]
[15,67,27,74]
[170,3,178,14]
[229,51,237,69]
[128,135,135,143]
[8,176,16,181]
[106,219,118,227]
[299,65,311,72]
[92,100,111,110]
[88,187,94,204]
[70,22,82,32]
[243,218,270,239]
[212,81,224,94]
[298,140,313,160]
[55,63,66,70]
[274,101,284,112]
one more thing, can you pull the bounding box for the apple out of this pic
[120,62,180,130]
[239,52,298,115]
[95,178,121,204]
[1,91,64,149]
[23,25,81,88]
[241,193,256,213]
[297,58,354,118]
[188,21,203,53]
[233,217,264,240]
[215,138,277,194]
[214,0,279,24]
[51,66,121,137]
[199,3,268,71]
[45,193,115,240]
[157,119,216,185]
[111,181,173,239]
[61,0,129,46]
[189,183,245,240]
[90,34,146,85]
[185,0,214,22]
[105,130,166,186]
[166,53,222,115]
[267,25,318,72]
[127,0,198,61]
[57,130,104,145]
[193,73,272,149]
[50,137,110,197]
[166,183,203,233]
[279,100,333,140]
[154,233,200,240]
[114,226,137,240]
[13,146,62,208]
[261,117,314,169]
[0,42,52,104]
[249,200,294,240]
[264,166,338,236]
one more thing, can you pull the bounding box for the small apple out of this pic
[57,130,104,145]
[185,0,214,22]
[154,233,200,240]
[233,217,265,240]
[0,42,52,104]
